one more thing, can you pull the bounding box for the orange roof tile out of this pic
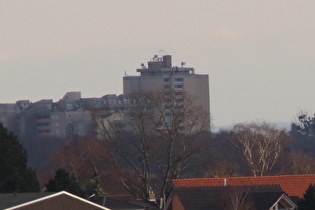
[173,174,315,198]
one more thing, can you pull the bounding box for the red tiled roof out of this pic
[173,174,315,198]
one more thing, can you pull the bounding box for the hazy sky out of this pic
[1,0,315,126]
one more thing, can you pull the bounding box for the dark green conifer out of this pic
[45,168,85,197]
[0,123,39,192]
[298,184,315,210]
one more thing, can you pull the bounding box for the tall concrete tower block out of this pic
[123,55,210,130]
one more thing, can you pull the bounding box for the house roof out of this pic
[249,192,289,210]
[89,197,147,210]
[172,185,295,210]
[0,192,54,210]
[173,174,315,198]
[2,191,110,210]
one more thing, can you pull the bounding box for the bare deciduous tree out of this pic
[93,92,158,200]
[222,186,252,210]
[280,152,315,174]
[152,90,210,197]
[49,138,119,195]
[94,90,211,201]
[204,130,246,177]
[231,122,288,176]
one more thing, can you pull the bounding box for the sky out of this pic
[1,0,315,127]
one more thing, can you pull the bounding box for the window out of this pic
[163,78,170,82]
[37,122,50,127]
[175,95,183,99]
[37,115,50,120]
[175,92,183,99]
[66,103,74,110]
[38,130,50,134]
[175,85,183,89]
[175,99,184,103]
[174,78,183,82]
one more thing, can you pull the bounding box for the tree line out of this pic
[2,90,315,207]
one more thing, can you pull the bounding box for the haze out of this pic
[1,0,314,127]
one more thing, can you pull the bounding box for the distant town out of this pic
[1,55,315,210]
[0,54,210,140]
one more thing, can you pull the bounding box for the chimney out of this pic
[148,188,156,203]
[163,55,172,68]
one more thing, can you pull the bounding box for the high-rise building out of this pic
[0,55,210,139]
[123,55,210,130]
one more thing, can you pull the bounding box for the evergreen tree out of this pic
[0,123,39,192]
[86,175,106,197]
[298,184,315,210]
[45,168,85,197]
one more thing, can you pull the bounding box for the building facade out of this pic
[0,92,130,140]
[0,54,210,139]
[123,55,210,131]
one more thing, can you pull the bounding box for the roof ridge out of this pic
[172,174,315,198]
[173,174,315,181]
